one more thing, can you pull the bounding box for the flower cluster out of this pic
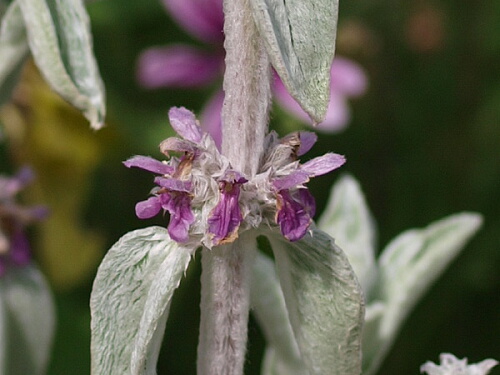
[0,167,48,276]
[137,0,367,139]
[421,353,498,375]
[125,107,345,247]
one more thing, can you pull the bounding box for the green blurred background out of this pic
[1,0,499,373]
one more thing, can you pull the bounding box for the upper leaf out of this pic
[90,226,193,375]
[318,174,377,295]
[362,213,483,375]
[0,0,29,106]
[17,0,106,128]
[267,227,364,375]
[249,0,338,123]
[0,264,55,375]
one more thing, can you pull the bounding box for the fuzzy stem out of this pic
[197,233,257,375]
[220,0,272,177]
[197,0,271,373]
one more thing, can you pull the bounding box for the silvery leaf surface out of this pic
[318,174,377,295]
[18,0,105,128]
[251,251,306,375]
[363,213,483,375]
[0,264,55,375]
[267,227,364,375]
[90,226,193,375]
[249,0,338,123]
[0,0,29,106]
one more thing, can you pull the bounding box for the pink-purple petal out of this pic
[301,153,346,177]
[124,155,174,175]
[330,57,368,97]
[160,137,198,155]
[168,107,203,143]
[137,45,222,89]
[162,0,224,43]
[165,192,195,243]
[272,170,310,191]
[135,197,163,219]
[154,177,192,192]
[207,176,245,245]
[297,188,316,219]
[297,131,317,156]
[315,91,350,132]
[276,190,313,242]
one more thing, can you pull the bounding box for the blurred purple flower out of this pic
[137,0,368,142]
[273,57,368,132]
[0,167,48,276]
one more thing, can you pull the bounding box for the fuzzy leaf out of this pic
[267,227,364,375]
[17,0,105,128]
[0,264,55,375]
[249,0,338,123]
[90,226,193,375]
[251,251,306,375]
[363,213,483,375]
[0,0,29,106]
[318,174,377,295]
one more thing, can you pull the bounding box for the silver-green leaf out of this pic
[318,174,377,295]
[0,0,29,106]
[251,252,306,375]
[0,264,55,375]
[90,226,193,375]
[18,0,105,128]
[363,213,483,375]
[249,0,338,123]
[267,227,364,375]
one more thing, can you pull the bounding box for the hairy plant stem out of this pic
[197,233,257,375]
[197,0,272,374]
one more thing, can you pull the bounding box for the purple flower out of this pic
[260,131,346,240]
[124,107,210,243]
[207,171,247,245]
[0,167,48,276]
[136,0,368,142]
[275,189,315,242]
[125,108,345,245]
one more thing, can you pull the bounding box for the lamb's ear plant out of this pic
[0,0,105,128]
[251,174,486,375]
[319,174,484,375]
[91,0,365,374]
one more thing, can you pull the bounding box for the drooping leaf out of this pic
[90,226,193,375]
[17,0,105,128]
[318,174,377,295]
[251,251,306,375]
[0,0,29,106]
[267,227,364,375]
[363,213,483,375]
[0,264,55,375]
[249,0,338,123]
